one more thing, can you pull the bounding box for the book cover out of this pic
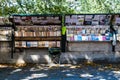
[22,41,26,47]
[82,36,87,41]
[88,35,91,41]
[57,41,60,47]
[32,41,38,47]
[67,35,70,41]
[92,20,99,25]
[70,35,74,41]
[82,28,86,34]
[38,42,42,47]
[27,42,31,47]
[77,35,82,41]
[39,32,42,36]
[102,36,106,41]
[74,35,78,41]
[15,41,19,47]
[91,35,96,41]
[42,41,45,47]
[105,34,110,40]
[93,15,99,21]
[56,31,61,36]
[98,36,103,41]
[77,15,84,25]
[84,15,93,25]
[95,36,99,41]
[54,32,56,36]
[45,41,49,47]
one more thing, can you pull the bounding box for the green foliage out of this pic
[0,0,120,16]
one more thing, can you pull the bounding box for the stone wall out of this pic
[0,42,120,64]
[61,41,114,64]
[67,41,112,52]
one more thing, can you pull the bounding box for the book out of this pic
[45,41,49,47]
[84,15,93,25]
[74,35,78,41]
[102,36,106,41]
[92,20,99,25]
[22,41,26,47]
[98,36,103,41]
[77,15,84,25]
[57,41,60,47]
[70,35,74,41]
[56,31,61,36]
[77,35,82,41]
[15,41,19,47]
[38,41,42,47]
[27,42,31,47]
[32,41,38,47]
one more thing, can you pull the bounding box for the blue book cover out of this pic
[95,36,99,41]
[77,35,82,41]
[91,35,95,41]
[106,36,110,40]
[27,42,31,47]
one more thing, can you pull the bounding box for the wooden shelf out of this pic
[0,40,12,42]
[15,47,49,49]
[14,24,62,26]
[65,24,109,26]
[15,36,61,41]
[0,24,13,27]
[67,40,111,43]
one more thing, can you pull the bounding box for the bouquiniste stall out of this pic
[5,14,120,63]
[12,14,62,49]
[0,17,14,58]
[65,14,114,52]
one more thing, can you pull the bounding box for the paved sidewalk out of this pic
[0,64,120,80]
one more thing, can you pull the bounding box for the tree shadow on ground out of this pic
[0,64,120,80]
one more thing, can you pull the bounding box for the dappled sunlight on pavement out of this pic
[0,64,120,80]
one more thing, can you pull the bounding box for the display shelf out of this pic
[0,24,13,27]
[67,40,111,43]
[15,47,48,49]
[65,14,111,26]
[0,40,12,42]
[14,25,61,37]
[15,41,61,48]
[0,28,13,41]
[65,14,112,42]
[12,14,62,49]
[11,14,62,25]
[15,37,61,41]
[0,24,14,58]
